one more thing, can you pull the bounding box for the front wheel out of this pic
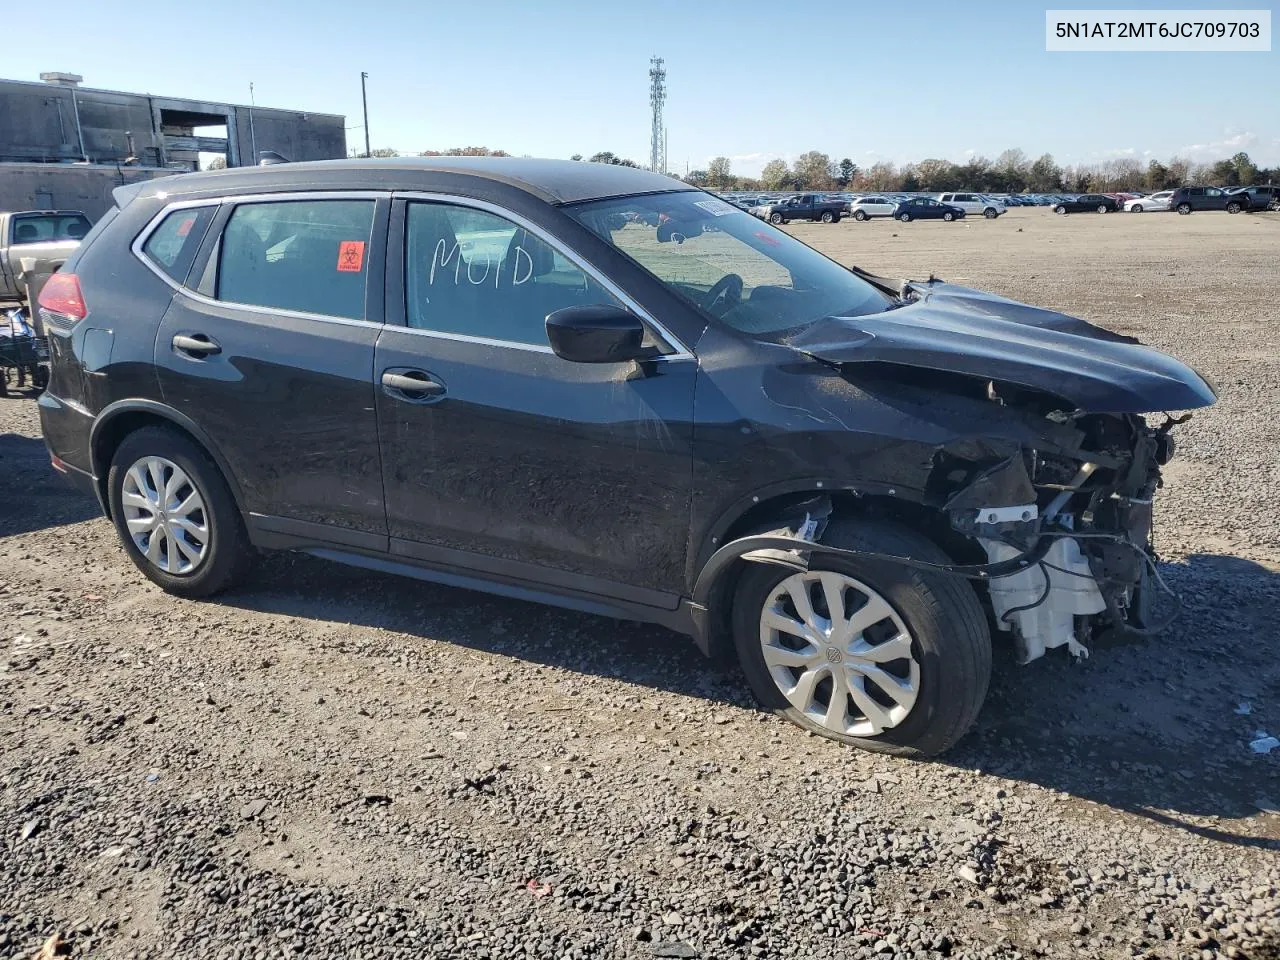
[898,212,912,222]
[732,518,991,757]
[854,210,868,221]
[1130,204,1143,213]
[942,211,955,221]
[107,426,253,598]
[1226,201,1243,214]
[1177,203,1192,215]
[983,208,998,219]
[820,210,834,223]
[768,212,783,224]
[1055,205,1067,215]
[1096,204,1109,214]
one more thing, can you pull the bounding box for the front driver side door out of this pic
[374,197,697,605]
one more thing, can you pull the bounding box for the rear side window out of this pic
[142,206,216,283]
[11,212,91,245]
[216,199,376,321]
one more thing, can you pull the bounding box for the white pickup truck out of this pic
[0,210,91,304]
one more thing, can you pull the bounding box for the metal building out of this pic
[0,73,347,220]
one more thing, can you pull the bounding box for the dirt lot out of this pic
[2,207,1278,960]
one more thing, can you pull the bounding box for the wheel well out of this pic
[699,490,980,659]
[91,412,236,519]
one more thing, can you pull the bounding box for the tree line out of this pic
[355,146,1275,193]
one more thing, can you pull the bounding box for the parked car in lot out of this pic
[37,157,1215,757]
[1125,191,1173,212]
[757,194,845,224]
[848,196,898,220]
[1053,194,1121,214]
[0,210,91,303]
[1168,186,1244,214]
[894,197,966,221]
[1225,185,1279,211]
[936,193,1005,218]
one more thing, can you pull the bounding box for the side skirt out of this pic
[245,514,699,638]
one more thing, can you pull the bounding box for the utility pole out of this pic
[360,72,371,158]
[248,82,257,165]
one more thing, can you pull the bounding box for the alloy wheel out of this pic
[758,571,920,737]
[121,455,210,574]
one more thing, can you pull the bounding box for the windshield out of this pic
[566,192,892,336]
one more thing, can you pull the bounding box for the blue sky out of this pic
[6,0,1277,176]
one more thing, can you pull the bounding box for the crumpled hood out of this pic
[786,282,1216,413]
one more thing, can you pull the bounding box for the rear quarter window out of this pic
[141,206,217,283]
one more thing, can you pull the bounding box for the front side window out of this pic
[405,202,623,347]
[216,199,376,320]
[11,212,91,245]
[568,192,891,337]
[142,206,216,282]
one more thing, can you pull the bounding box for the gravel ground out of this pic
[2,207,1278,960]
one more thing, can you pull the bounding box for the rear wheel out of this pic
[732,518,991,757]
[107,426,253,598]
[1177,203,1192,215]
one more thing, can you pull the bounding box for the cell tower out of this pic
[648,57,666,174]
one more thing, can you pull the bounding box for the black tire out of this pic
[898,212,912,222]
[1226,201,1242,214]
[769,212,783,224]
[731,517,992,757]
[1055,205,1067,215]
[943,211,955,222]
[820,211,835,223]
[31,365,49,393]
[1130,204,1143,213]
[107,425,253,598]
[854,210,868,221]
[983,207,998,219]
[1177,203,1192,215]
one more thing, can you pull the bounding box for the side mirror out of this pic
[545,304,652,364]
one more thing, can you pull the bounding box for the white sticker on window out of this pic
[694,199,736,217]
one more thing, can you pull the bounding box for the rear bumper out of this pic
[38,390,103,509]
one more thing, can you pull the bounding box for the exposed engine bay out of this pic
[947,408,1183,663]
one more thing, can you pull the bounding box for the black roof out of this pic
[128,157,692,207]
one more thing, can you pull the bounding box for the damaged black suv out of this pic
[38,158,1215,756]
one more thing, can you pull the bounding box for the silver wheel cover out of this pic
[759,571,920,737]
[121,456,210,575]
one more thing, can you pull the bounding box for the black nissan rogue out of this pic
[38,158,1215,756]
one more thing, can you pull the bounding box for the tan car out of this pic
[0,210,91,304]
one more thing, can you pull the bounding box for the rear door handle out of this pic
[381,369,446,401]
[172,333,221,357]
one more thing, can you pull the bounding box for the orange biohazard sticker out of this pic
[337,240,366,272]
[176,216,197,237]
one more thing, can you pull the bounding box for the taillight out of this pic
[37,272,87,327]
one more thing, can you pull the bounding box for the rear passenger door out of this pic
[149,193,391,546]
